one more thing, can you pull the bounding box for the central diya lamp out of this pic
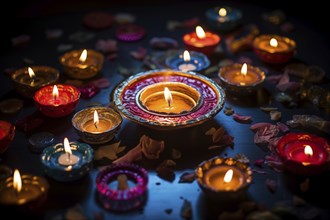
[96,163,148,212]
[196,156,252,201]
[72,106,123,144]
[276,132,330,176]
[11,66,59,98]
[60,49,104,79]
[41,137,93,182]
[165,50,210,72]
[113,69,225,130]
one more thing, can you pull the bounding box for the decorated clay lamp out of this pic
[165,50,210,72]
[0,120,15,154]
[205,6,242,32]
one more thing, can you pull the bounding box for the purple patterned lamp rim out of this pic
[112,69,225,130]
[96,163,148,201]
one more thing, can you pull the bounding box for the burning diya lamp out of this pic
[11,66,59,98]
[196,157,252,201]
[33,84,80,117]
[41,137,93,182]
[113,69,225,130]
[182,26,220,56]
[96,163,148,212]
[205,6,242,32]
[253,34,296,64]
[276,132,330,176]
[60,49,104,79]
[72,106,123,144]
[218,63,265,95]
[0,120,15,154]
[0,169,49,212]
[165,50,210,72]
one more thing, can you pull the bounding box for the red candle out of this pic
[277,133,330,175]
[33,84,80,117]
[183,26,220,56]
[0,120,15,154]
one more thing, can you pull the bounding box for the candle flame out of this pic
[224,169,233,183]
[63,137,72,155]
[196,26,206,39]
[93,110,99,129]
[304,145,313,156]
[219,8,227,16]
[28,67,35,79]
[52,85,59,100]
[270,38,278,47]
[183,50,191,62]
[164,87,173,107]
[79,49,87,62]
[13,169,22,193]
[241,63,247,76]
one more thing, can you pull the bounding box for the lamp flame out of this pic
[63,137,72,155]
[224,169,233,183]
[79,49,87,62]
[52,85,59,100]
[241,63,247,77]
[196,26,206,39]
[183,50,191,62]
[164,87,173,108]
[270,38,278,47]
[93,110,99,129]
[219,8,227,16]
[13,169,22,193]
[28,67,35,79]
[304,145,313,157]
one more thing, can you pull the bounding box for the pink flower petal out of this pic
[253,159,265,167]
[276,122,289,133]
[265,74,282,84]
[130,47,147,60]
[254,125,279,145]
[78,84,100,99]
[107,53,118,60]
[276,81,301,92]
[250,122,273,132]
[278,72,290,86]
[233,113,252,123]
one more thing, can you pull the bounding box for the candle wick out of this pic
[94,122,98,129]
[67,152,71,162]
[167,100,171,108]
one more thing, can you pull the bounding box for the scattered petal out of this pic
[253,159,265,167]
[156,161,175,182]
[265,155,284,172]
[57,44,73,52]
[94,141,126,161]
[252,169,267,174]
[89,78,110,89]
[69,31,94,43]
[150,37,178,50]
[286,115,330,134]
[204,65,218,75]
[260,107,278,112]
[265,74,283,84]
[224,106,234,116]
[130,47,147,60]
[212,127,225,143]
[140,135,165,160]
[300,178,310,192]
[171,148,182,160]
[250,122,273,133]
[65,205,87,220]
[178,172,195,183]
[78,84,100,99]
[306,65,325,83]
[284,63,308,78]
[235,154,250,164]
[270,111,281,121]
[277,72,290,86]
[11,34,30,46]
[276,82,301,92]
[266,179,277,193]
[45,29,63,39]
[276,122,289,133]
[107,53,118,60]
[180,199,192,219]
[205,127,216,136]
[233,113,252,123]
[95,39,118,53]
[64,79,84,87]
[114,13,135,24]
[292,195,306,206]
[113,145,142,164]
[208,145,223,150]
[254,124,279,147]
[23,58,34,64]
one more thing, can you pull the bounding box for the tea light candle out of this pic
[218,63,265,95]
[182,26,220,56]
[0,120,15,154]
[137,82,202,116]
[60,49,104,79]
[96,163,148,211]
[205,6,242,32]
[72,106,123,144]
[196,157,252,200]
[276,132,330,175]
[253,34,296,63]
[41,138,93,182]
[11,66,59,98]
[0,169,49,211]
[33,84,80,117]
[165,50,210,72]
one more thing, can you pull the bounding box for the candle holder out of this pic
[218,63,265,96]
[183,26,220,56]
[276,132,330,176]
[196,156,252,201]
[33,84,80,117]
[11,66,59,98]
[253,34,296,64]
[72,106,123,144]
[0,172,49,213]
[96,163,148,212]
[165,50,210,72]
[0,120,15,154]
[60,49,104,79]
[205,6,242,32]
[41,141,93,182]
[113,69,225,130]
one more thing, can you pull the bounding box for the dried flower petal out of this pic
[204,65,218,75]
[171,148,182,160]
[260,107,278,112]
[306,65,325,83]
[130,47,147,60]
[113,145,142,164]
[156,164,175,182]
[107,53,118,60]
[254,125,279,146]
[178,172,195,183]
[235,154,250,164]
[266,179,277,193]
[286,115,330,134]
[140,135,165,160]
[94,141,126,161]
[284,63,308,78]
[250,122,273,132]
[78,84,100,99]
[292,195,306,206]
[208,145,223,150]
[205,127,216,136]
[277,72,290,86]
[270,111,281,121]
[265,74,282,84]
[254,159,265,167]
[276,122,289,133]
[180,199,192,219]
[11,34,30,46]
[224,106,234,116]
[65,205,87,220]
[89,78,110,89]
[265,155,284,172]
[233,113,252,123]
[276,82,301,92]
[95,39,118,53]
[212,127,226,143]
[252,169,267,174]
